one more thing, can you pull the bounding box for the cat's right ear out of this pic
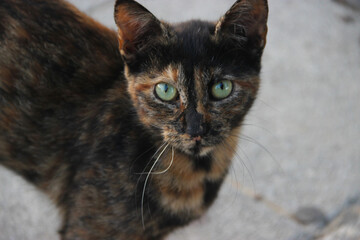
[114,0,165,62]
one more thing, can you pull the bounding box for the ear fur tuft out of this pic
[114,0,165,60]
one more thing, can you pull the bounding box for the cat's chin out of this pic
[197,146,215,156]
[178,144,215,157]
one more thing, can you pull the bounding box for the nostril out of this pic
[186,124,204,138]
[193,136,202,142]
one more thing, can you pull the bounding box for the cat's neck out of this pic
[150,128,240,217]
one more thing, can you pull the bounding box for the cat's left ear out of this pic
[114,0,166,62]
[215,0,268,53]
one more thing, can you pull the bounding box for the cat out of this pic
[0,0,268,239]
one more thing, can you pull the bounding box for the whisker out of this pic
[134,142,167,217]
[256,98,279,112]
[240,134,284,174]
[135,142,167,175]
[150,146,174,175]
[141,143,170,229]
[129,145,156,174]
[229,133,284,174]
[224,138,256,192]
[236,143,255,176]
[241,122,275,136]
[221,141,241,211]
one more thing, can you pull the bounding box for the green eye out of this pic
[211,80,233,100]
[155,83,178,101]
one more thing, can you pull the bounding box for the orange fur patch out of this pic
[153,128,241,214]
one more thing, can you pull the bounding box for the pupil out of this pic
[164,84,168,93]
[220,82,224,90]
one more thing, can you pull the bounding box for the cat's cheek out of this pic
[162,129,182,147]
[126,83,138,108]
[126,79,154,128]
[137,108,150,126]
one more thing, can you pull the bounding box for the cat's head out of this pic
[114,0,268,156]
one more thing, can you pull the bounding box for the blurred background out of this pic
[0,0,359,239]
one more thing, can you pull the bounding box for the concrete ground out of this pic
[0,0,359,239]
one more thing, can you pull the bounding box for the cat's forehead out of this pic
[159,64,220,84]
[173,20,215,38]
[170,20,216,61]
[145,21,221,82]
[132,63,220,93]
[133,21,245,83]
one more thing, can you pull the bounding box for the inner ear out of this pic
[114,0,165,61]
[215,0,268,51]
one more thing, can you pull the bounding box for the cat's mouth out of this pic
[163,129,223,156]
[167,135,216,157]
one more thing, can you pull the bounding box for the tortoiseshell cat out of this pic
[0,0,268,239]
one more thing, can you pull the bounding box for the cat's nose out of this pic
[185,108,205,138]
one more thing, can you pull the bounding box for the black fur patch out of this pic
[203,179,223,207]
[193,155,213,172]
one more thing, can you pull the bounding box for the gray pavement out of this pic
[0,0,359,239]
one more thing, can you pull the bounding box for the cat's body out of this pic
[0,0,268,239]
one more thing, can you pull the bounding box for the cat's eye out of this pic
[211,80,233,100]
[155,83,178,101]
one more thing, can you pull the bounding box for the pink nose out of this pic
[193,136,202,142]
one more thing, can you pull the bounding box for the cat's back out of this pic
[0,0,123,104]
[0,0,127,167]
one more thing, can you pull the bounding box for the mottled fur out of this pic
[0,0,268,239]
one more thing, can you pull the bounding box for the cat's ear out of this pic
[215,0,268,52]
[114,0,165,61]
